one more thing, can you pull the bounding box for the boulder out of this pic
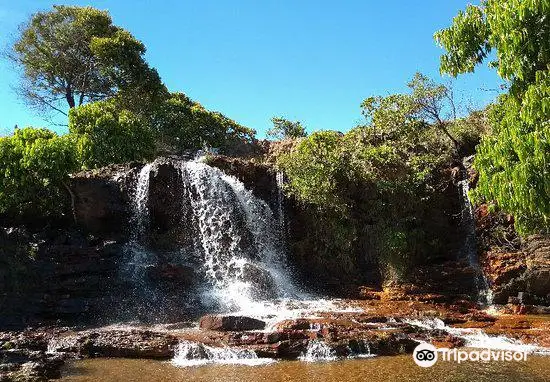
[199,315,266,331]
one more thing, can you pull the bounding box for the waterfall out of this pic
[180,160,298,312]
[118,157,299,317]
[458,178,493,305]
[276,171,285,232]
[124,163,155,282]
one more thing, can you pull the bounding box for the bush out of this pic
[69,99,155,169]
[472,81,550,234]
[277,121,453,280]
[154,93,256,153]
[0,127,78,219]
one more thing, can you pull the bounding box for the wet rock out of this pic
[148,264,195,284]
[271,340,308,359]
[274,319,311,331]
[76,330,179,359]
[357,286,382,300]
[71,167,133,238]
[199,315,266,331]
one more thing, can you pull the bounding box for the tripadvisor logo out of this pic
[412,343,528,368]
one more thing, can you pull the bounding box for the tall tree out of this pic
[8,5,165,116]
[361,72,459,147]
[267,117,307,140]
[435,0,550,234]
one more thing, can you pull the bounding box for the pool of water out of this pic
[61,354,550,382]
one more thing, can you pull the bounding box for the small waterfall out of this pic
[299,340,337,362]
[172,341,274,367]
[117,158,300,318]
[123,163,157,283]
[458,177,493,305]
[276,171,285,232]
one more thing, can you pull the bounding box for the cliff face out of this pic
[2,155,547,328]
[475,204,550,305]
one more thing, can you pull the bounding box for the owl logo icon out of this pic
[413,343,438,367]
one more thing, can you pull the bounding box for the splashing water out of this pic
[299,340,337,362]
[172,341,274,367]
[403,317,550,355]
[181,160,299,311]
[276,171,285,232]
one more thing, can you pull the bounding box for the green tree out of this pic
[435,0,550,234]
[154,92,256,153]
[8,5,165,116]
[267,117,307,140]
[361,73,459,148]
[0,127,78,219]
[69,100,155,169]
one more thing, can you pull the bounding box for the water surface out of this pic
[62,354,550,382]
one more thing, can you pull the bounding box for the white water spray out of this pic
[299,340,337,362]
[172,341,274,367]
[403,317,550,355]
[124,163,155,281]
[181,160,299,311]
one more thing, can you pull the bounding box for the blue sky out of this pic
[0,0,502,137]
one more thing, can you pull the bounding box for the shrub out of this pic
[0,127,78,219]
[69,99,155,169]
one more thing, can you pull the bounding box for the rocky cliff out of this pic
[1,155,548,329]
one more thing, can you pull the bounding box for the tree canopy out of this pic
[154,93,256,153]
[9,5,166,115]
[436,0,550,234]
[267,117,307,140]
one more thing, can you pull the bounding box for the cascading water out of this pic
[403,317,550,355]
[124,163,154,282]
[458,177,493,305]
[276,171,285,233]
[179,159,299,312]
[299,340,337,362]
[172,341,274,367]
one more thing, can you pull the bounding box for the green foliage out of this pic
[0,128,78,218]
[277,131,345,210]
[69,99,155,169]
[277,75,466,279]
[362,73,459,148]
[154,93,256,153]
[9,5,165,113]
[472,81,550,234]
[436,0,549,93]
[437,0,550,234]
[267,117,307,140]
[434,5,491,77]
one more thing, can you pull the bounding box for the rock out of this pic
[274,319,311,331]
[357,286,381,300]
[71,168,132,237]
[480,234,550,305]
[241,264,277,300]
[199,315,266,331]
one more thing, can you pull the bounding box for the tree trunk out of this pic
[438,122,459,150]
[65,84,75,108]
[63,181,78,225]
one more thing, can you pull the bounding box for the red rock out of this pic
[198,315,266,331]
